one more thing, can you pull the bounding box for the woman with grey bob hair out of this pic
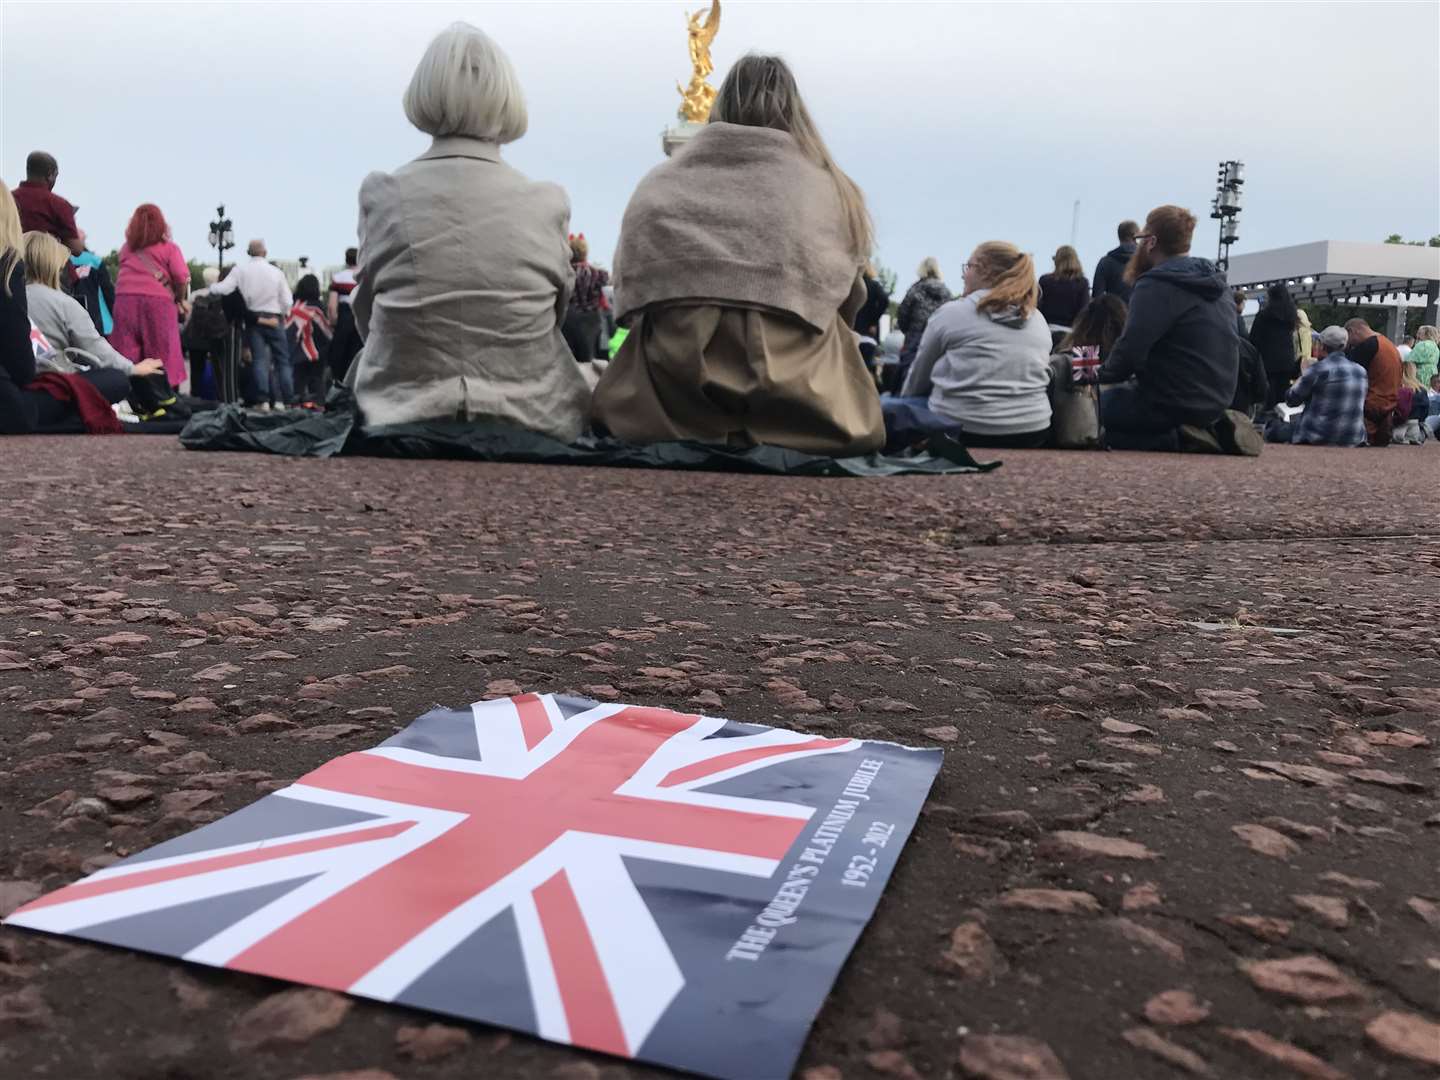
[402,22,527,142]
[347,23,590,440]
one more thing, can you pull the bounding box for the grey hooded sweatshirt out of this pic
[900,289,1054,435]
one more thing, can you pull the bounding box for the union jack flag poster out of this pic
[6,693,941,1079]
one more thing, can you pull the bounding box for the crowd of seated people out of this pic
[24,230,168,404]
[0,183,169,433]
[2,21,1433,457]
[0,149,200,429]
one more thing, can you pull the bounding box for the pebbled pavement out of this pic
[0,436,1437,1080]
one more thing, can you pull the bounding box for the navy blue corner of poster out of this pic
[631,738,942,1079]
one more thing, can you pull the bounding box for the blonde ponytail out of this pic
[971,241,1038,320]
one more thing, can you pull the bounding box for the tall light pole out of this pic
[206,205,238,405]
[208,205,235,273]
[1210,161,1244,271]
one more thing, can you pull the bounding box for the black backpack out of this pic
[1232,338,1268,414]
[183,294,230,349]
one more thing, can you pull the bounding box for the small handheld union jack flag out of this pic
[1070,345,1102,385]
[7,693,940,1080]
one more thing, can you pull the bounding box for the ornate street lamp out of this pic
[207,204,235,273]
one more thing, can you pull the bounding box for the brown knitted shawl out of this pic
[613,122,863,333]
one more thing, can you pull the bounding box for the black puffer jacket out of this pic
[1099,256,1239,425]
[896,277,952,360]
[0,262,38,434]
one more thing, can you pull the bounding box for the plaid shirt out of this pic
[1286,352,1368,446]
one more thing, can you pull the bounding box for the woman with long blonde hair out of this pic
[0,180,38,432]
[1410,324,1438,385]
[593,53,883,455]
[1393,359,1431,444]
[885,241,1054,450]
[0,181,22,294]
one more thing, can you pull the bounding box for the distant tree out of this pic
[1301,302,1423,339]
[187,259,209,292]
[101,249,119,282]
[1383,233,1440,247]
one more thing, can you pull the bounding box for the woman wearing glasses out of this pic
[883,242,1053,451]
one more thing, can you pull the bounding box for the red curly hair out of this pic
[124,203,170,251]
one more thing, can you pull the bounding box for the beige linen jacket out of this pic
[349,136,590,441]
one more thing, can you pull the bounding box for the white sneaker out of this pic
[255,402,272,414]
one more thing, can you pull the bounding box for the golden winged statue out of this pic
[676,0,721,123]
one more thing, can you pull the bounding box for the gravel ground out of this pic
[1,436,1437,1080]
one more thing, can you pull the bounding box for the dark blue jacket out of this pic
[1099,256,1239,425]
[1092,243,1136,303]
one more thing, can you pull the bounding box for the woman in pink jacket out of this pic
[110,203,189,389]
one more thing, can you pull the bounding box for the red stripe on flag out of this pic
[534,869,628,1057]
[14,820,415,914]
[217,709,808,991]
[659,738,852,788]
[512,693,553,751]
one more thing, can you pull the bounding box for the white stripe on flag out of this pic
[564,840,685,1054]
[512,891,570,1044]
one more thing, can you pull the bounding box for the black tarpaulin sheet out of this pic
[177,397,1000,477]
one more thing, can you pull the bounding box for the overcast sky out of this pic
[4,1,1437,286]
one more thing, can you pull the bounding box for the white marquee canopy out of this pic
[1225,241,1440,331]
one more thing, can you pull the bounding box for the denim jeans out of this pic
[248,320,293,404]
[1100,382,1181,451]
[880,396,959,452]
[880,396,1050,451]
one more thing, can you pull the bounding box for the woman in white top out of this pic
[885,241,1053,450]
[347,22,590,441]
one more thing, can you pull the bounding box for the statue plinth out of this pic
[662,119,704,157]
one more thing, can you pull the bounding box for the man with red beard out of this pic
[1097,205,1247,452]
[1342,318,1401,446]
